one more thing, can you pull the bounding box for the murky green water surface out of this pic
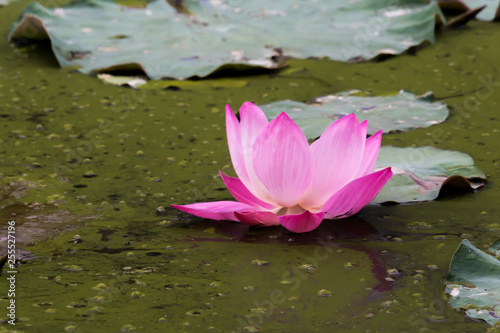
[1,1,500,332]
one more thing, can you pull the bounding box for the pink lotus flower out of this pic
[172,102,392,233]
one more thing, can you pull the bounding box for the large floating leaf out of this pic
[260,91,449,139]
[371,146,485,203]
[8,0,443,79]
[445,239,500,326]
[438,0,500,21]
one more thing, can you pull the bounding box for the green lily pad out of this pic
[260,91,449,139]
[488,241,500,257]
[445,239,500,326]
[438,0,500,21]
[460,0,500,20]
[371,146,486,203]
[8,0,443,79]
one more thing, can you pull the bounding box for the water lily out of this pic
[172,102,392,233]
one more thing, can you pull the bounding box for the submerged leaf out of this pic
[98,74,147,88]
[260,91,449,139]
[445,239,500,326]
[97,73,248,91]
[9,0,443,79]
[372,146,485,203]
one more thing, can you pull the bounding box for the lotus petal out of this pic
[252,112,313,207]
[356,130,382,177]
[219,171,276,209]
[299,114,365,209]
[238,102,275,203]
[322,167,393,219]
[171,201,256,221]
[360,119,368,138]
[226,105,249,184]
[279,210,325,233]
[234,211,279,226]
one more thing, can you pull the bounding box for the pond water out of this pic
[1,1,500,332]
